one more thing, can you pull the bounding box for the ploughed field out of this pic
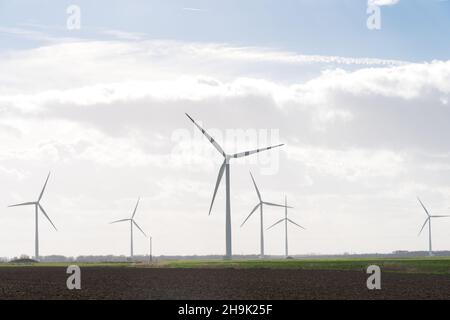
[1,259,450,299]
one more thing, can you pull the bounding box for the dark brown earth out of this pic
[0,267,449,300]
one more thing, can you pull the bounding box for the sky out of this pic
[1,0,450,258]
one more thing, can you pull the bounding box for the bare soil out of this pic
[0,267,449,300]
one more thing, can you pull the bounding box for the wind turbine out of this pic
[185,113,284,259]
[110,197,147,259]
[417,197,450,256]
[241,172,290,258]
[267,196,305,258]
[8,172,57,261]
[149,235,153,264]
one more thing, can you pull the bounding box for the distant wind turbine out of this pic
[110,197,147,259]
[185,113,284,259]
[417,197,450,256]
[267,196,305,258]
[8,172,57,261]
[241,172,290,258]
[149,235,153,264]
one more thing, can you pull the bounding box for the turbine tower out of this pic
[417,197,450,256]
[110,197,147,259]
[185,113,284,259]
[149,235,153,264]
[267,196,305,258]
[241,172,290,258]
[8,172,57,261]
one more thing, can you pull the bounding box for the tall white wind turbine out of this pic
[417,197,450,256]
[8,172,57,261]
[186,113,284,259]
[110,197,147,259]
[241,172,290,258]
[267,196,305,258]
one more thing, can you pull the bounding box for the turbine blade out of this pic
[263,202,293,209]
[8,202,35,207]
[431,215,450,218]
[131,197,140,219]
[266,218,285,230]
[209,159,226,215]
[417,197,430,217]
[240,203,261,227]
[38,172,51,202]
[133,220,147,237]
[110,218,130,224]
[418,218,429,236]
[288,218,306,230]
[185,113,226,156]
[249,171,261,201]
[232,144,284,159]
[38,204,57,231]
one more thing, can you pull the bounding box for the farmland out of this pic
[1,257,450,299]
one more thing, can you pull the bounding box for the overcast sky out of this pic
[1,0,450,258]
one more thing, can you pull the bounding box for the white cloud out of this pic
[1,37,450,257]
[101,30,145,41]
[293,61,450,101]
[288,146,406,181]
[368,0,400,6]
[0,40,408,94]
[182,7,207,12]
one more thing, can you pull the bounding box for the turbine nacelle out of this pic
[186,113,284,217]
[267,217,306,231]
[266,196,305,231]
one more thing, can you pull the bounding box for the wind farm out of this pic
[1,131,450,301]
[2,0,450,305]
[1,117,450,300]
